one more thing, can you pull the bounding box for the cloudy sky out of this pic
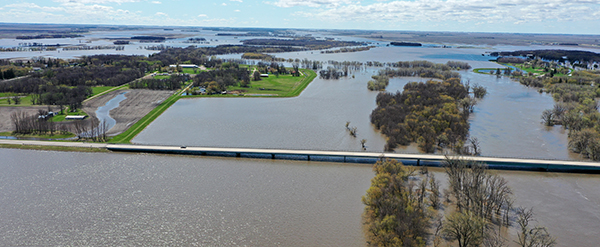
[1,0,599,34]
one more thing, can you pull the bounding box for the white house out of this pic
[169,64,199,68]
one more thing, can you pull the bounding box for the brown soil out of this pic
[82,89,174,136]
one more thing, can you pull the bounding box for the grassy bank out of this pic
[109,90,182,144]
[0,143,108,152]
[0,131,76,139]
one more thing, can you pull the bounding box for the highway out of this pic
[2,139,600,173]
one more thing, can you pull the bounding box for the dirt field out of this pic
[0,106,53,132]
[82,89,174,136]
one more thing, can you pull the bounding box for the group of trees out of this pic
[10,110,69,136]
[362,159,432,246]
[367,75,390,91]
[0,67,27,80]
[518,70,600,160]
[370,79,475,153]
[319,66,347,79]
[192,67,250,93]
[130,74,190,90]
[363,158,556,247]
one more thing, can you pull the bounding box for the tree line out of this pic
[242,37,366,50]
[492,49,600,64]
[130,74,190,90]
[363,158,555,247]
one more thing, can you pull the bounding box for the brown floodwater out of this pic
[0,149,598,246]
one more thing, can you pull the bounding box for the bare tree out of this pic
[515,208,556,247]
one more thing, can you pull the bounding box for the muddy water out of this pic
[0,149,598,246]
[0,149,373,246]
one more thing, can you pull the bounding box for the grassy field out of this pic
[0,131,76,139]
[188,69,317,98]
[0,143,108,152]
[91,86,115,97]
[181,68,203,74]
[153,75,171,79]
[0,94,34,106]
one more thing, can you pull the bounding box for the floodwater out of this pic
[0,149,373,246]
[2,30,600,246]
[135,46,575,160]
[95,91,128,132]
[1,149,599,246]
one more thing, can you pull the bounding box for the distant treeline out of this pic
[390,42,422,46]
[130,74,190,90]
[370,79,473,152]
[16,34,83,39]
[148,45,304,66]
[242,37,366,49]
[492,50,600,63]
[321,46,375,54]
[131,36,166,41]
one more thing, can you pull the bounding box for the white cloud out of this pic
[270,0,355,8]
[222,3,227,6]
[53,0,140,4]
[155,12,168,16]
[151,1,162,4]
[288,0,600,25]
[230,0,243,2]
[198,14,208,17]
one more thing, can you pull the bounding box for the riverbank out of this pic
[0,139,107,152]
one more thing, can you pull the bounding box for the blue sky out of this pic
[1,0,599,34]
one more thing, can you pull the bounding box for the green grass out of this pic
[186,69,317,98]
[0,143,108,152]
[181,68,203,74]
[153,75,171,79]
[109,91,181,144]
[0,93,17,97]
[88,84,129,99]
[0,94,34,106]
[0,131,76,139]
[91,86,115,97]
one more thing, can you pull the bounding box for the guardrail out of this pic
[106,144,600,173]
